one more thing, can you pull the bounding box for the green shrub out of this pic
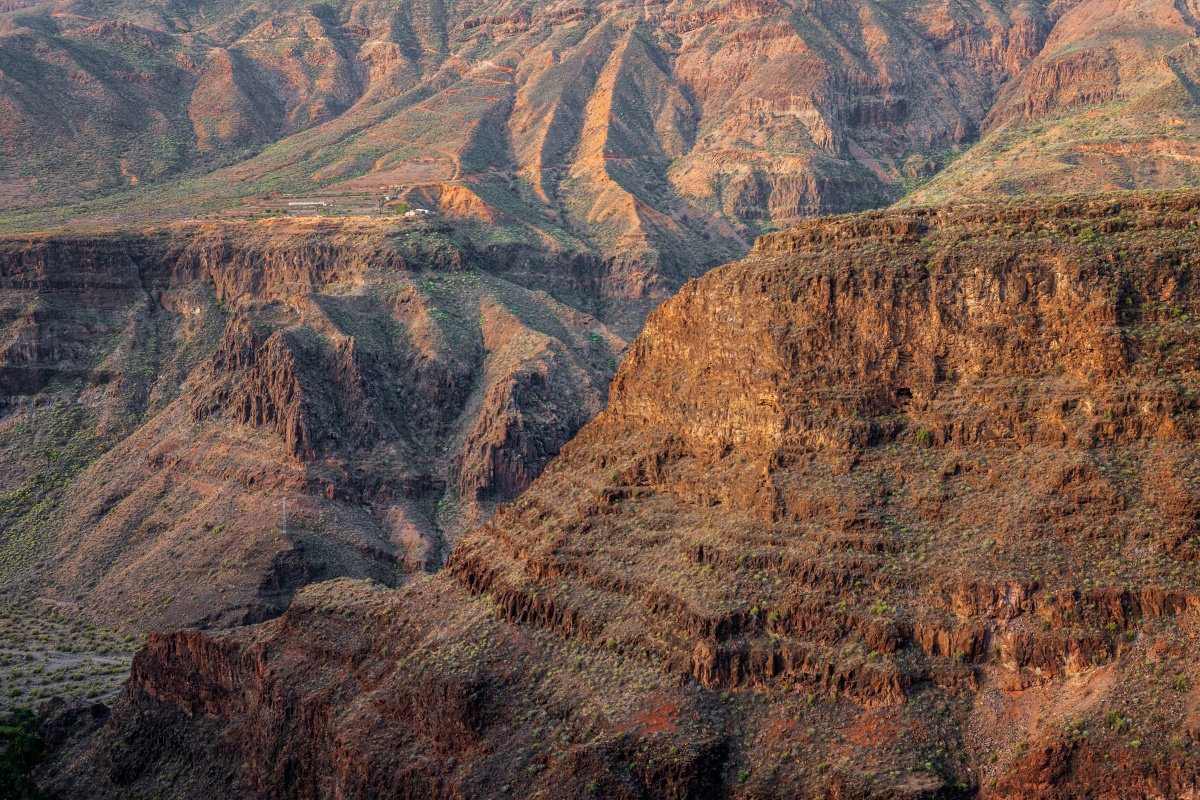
[1105,710,1131,734]
[0,708,45,800]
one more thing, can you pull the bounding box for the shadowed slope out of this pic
[0,218,624,633]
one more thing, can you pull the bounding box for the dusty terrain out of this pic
[34,193,1200,798]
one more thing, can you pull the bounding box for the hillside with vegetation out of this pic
[905,0,1200,205]
[6,0,1200,797]
[36,193,1200,799]
[0,0,1059,289]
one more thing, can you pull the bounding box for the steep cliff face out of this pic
[454,300,607,502]
[43,193,1200,798]
[0,218,623,633]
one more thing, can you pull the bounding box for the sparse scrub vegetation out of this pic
[0,603,140,711]
[1105,710,1132,734]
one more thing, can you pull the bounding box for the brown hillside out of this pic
[41,193,1200,798]
[0,218,624,634]
[908,0,1200,203]
[1,0,1054,293]
[7,0,1200,279]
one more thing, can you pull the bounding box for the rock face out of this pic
[42,193,1200,798]
[0,218,622,633]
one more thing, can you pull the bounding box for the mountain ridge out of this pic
[0,217,625,634]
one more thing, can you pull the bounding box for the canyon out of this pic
[5,0,1200,795]
[33,193,1200,798]
[3,0,1196,289]
[4,0,1196,353]
[0,218,623,634]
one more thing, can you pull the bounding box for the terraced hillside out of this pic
[39,193,1200,799]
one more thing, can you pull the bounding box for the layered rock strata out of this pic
[41,193,1200,798]
[0,217,622,633]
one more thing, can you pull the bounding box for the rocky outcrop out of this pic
[982,48,1120,128]
[42,194,1200,798]
[40,580,730,800]
[399,185,506,224]
[455,336,601,501]
[456,360,583,500]
[192,322,321,460]
[190,318,385,462]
